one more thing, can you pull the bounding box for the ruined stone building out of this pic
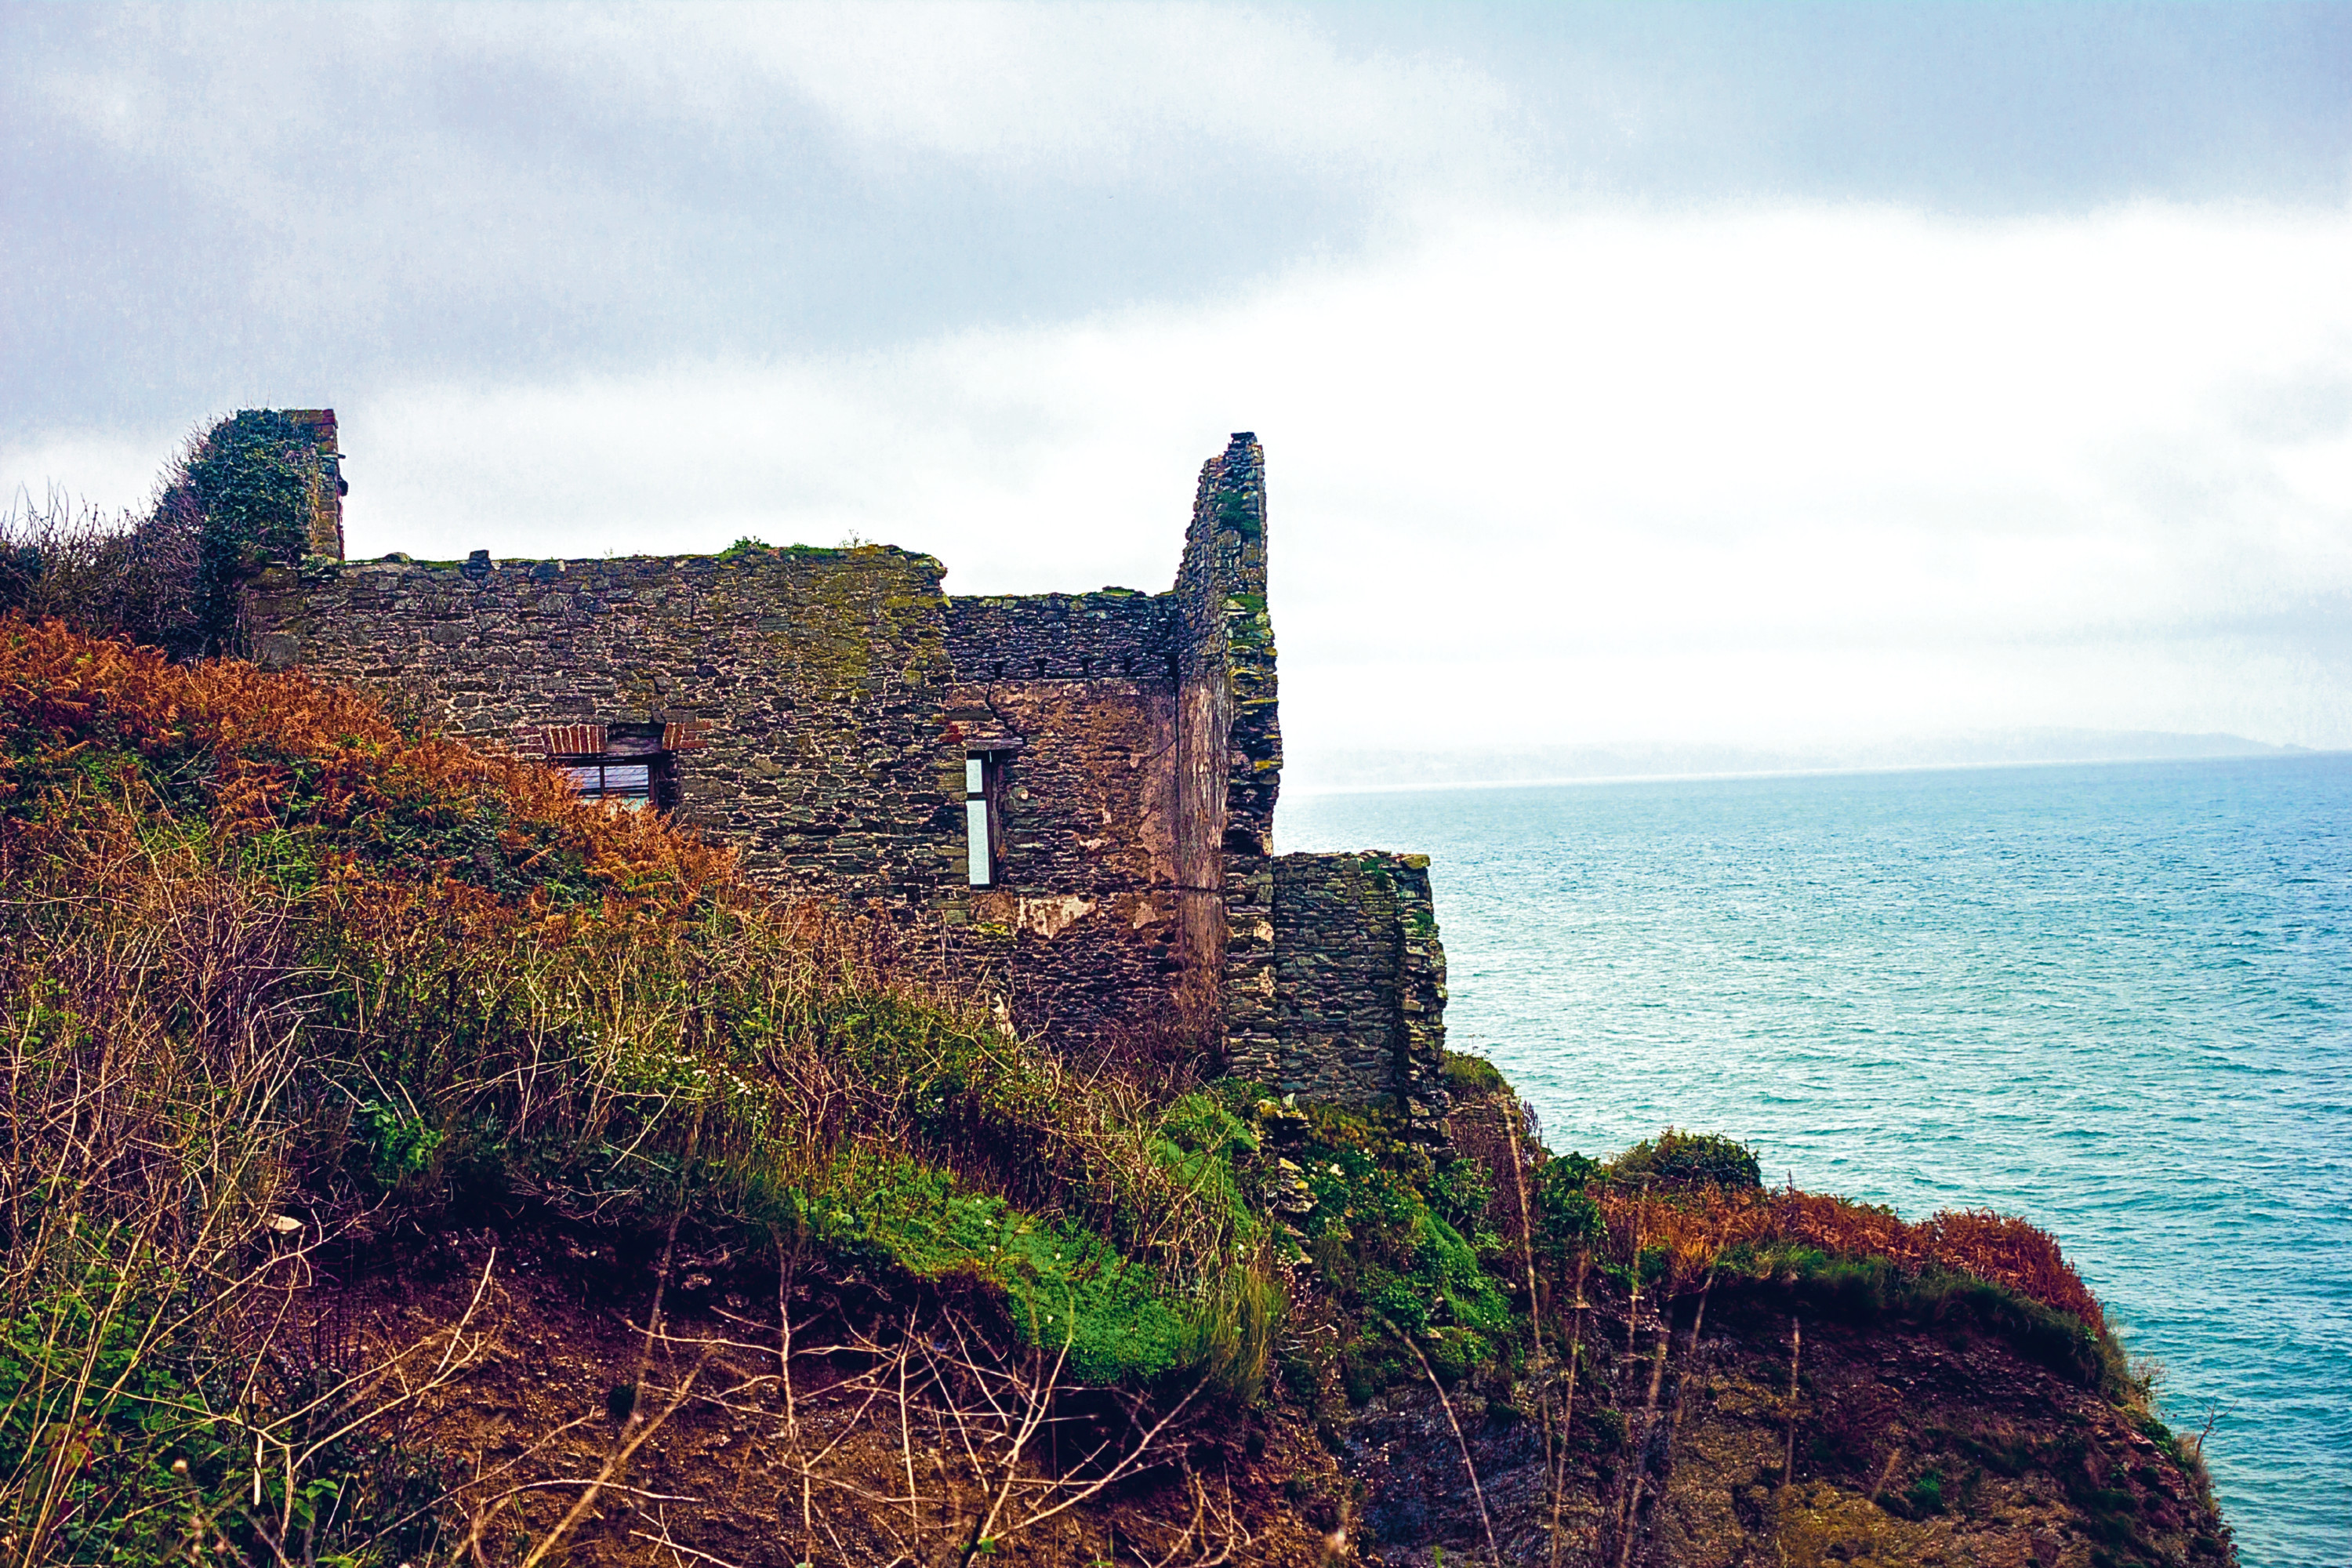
[246,426,1450,1128]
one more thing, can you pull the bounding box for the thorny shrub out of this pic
[0,491,201,660]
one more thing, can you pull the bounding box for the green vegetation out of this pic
[1212,481,1262,541]
[0,411,337,660]
[166,411,335,652]
[1710,1245,2129,1394]
[0,619,2166,1562]
[1287,1105,1515,1394]
[0,623,1276,1562]
[1439,1049,1506,1098]
[1604,1126,1764,1191]
[1533,1151,1606,1264]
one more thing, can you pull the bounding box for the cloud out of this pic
[3,2,1534,432]
[194,195,2342,753]
[10,2,2343,438]
[727,2,1518,186]
[30,4,1515,191]
[7,9,2346,754]
[0,424,184,524]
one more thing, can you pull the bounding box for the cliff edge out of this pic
[0,621,2230,1566]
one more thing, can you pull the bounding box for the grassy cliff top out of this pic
[0,619,2218,1567]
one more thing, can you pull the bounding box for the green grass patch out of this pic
[785,1156,1189,1387]
[1290,1105,1518,1396]
[1605,1127,1762,1191]
[1713,1243,2128,1393]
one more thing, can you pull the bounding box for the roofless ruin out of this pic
[245,426,1454,1134]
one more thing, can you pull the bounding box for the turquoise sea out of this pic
[1277,756,2351,1568]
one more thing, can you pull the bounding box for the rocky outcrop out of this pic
[1333,1290,2230,1567]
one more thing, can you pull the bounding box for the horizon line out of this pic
[1278,746,2347,800]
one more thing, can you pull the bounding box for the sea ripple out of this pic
[1279,755,2352,1568]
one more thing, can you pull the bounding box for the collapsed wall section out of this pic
[1267,852,1450,1137]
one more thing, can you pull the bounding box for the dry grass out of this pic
[1592,1181,2107,1336]
[0,615,733,909]
[0,618,1280,1564]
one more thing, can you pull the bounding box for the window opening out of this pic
[560,758,656,808]
[966,755,993,885]
[546,720,688,812]
[963,745,1015,886]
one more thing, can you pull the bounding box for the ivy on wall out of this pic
[156,410,336,655]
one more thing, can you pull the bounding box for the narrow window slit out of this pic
[966,756,993,886]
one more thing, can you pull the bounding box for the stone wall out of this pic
[279,408,346,561]
[241,423,1450,1105]
[246,544,1202,1045]
[247,545,962,904]
[239,443,1282,1054]
[1174,434,1282,1069]
[940,589,1188,1040]
[1265,852,1450,1136]
[944,590,1175,682]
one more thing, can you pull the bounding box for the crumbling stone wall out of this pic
[945,589,1174,682]
[248,545,1196,1045]
[241,423,1447,1109]
[1265,852,1450,1136]
[279,408,347,561]
[1174,435,1281,1069]
[941,589,1188,1040]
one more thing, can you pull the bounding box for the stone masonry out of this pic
[244,426,1446,1125]
[1265,853,1450,1134]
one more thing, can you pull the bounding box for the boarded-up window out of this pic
[546,720,686,812]
[560,759,655,808]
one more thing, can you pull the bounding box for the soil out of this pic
[1332,1286,2232,1568]
[320,1226,2230,1567]
[330,1227,1342,1566]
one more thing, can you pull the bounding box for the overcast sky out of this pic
[6,2,2350,768]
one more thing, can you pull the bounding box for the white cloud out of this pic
[0,424,183,524]
[709,2,1519,184]
[30,3,1519,196]
[16,197,2352,752]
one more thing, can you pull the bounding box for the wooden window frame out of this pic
[549,720,684,813]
